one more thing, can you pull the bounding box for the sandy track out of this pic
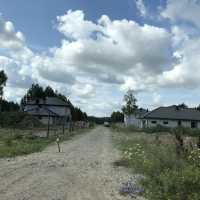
[0,127,140,200]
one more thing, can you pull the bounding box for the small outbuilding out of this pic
[124,108,148,128]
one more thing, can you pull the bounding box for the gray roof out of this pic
[25,106,59,117]
[135,108,149,118]
[144,106,200,121]
[26,97,69,107]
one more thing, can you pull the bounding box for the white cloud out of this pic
[52,11,172,87]
[0,17,25,50]
[135,0,147,17]
[4,8,200,115]
[57,10,99,39]
[159,36,200,88]
[72,83,95,98]
[162,0,200,28]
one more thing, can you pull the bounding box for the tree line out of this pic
[0,70,87,121]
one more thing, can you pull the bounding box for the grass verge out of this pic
[112,126,200,200]
[0,127,92,158]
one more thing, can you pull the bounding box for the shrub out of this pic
[4,138,13,146]
[0,112,43,128]
[143,125,171,134]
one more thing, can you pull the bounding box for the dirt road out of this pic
[0,127,141,200]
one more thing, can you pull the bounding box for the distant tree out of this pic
[0,71,7,112]
[26,84,45,100]
[44,86,56,97]
[1,100,20,112]
[196,105,200,111]
[122,90,138,115]
[178,103,188,109]
[87,116,111,124]
[0,70,7,99]
[111,111,124,123]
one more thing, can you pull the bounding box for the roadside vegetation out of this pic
[0,70,93,158]
[0,126,94,158]
[112,124,200,200]
[0,129,54,158]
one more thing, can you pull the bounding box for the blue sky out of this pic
[0,0,163,47]
[1,0,200,116]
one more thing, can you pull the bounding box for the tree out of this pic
[1,100,20,111]
[178,103,188,109]
[111,111,124,123]
[0,70,7,99]
[27,84,45,100]
[44,86,56,97]
[122,90,138,115]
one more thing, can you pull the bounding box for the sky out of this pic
[1,0,200,117]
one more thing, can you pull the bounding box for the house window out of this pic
[151,121,157,124]
[163,121,168,125]
[178,120,182,126]
[191,121,197,129]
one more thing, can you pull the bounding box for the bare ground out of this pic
[0,126,143,200]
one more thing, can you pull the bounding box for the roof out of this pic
[125,108,149,118]
[25,106,59,117]
[135,108,149,117]
[26,97,69,107]
[143,106,200,121]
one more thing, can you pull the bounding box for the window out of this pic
[191,121,197,129]
[163,121,168,125]
[151,121,157,124]
[178,120,182,126]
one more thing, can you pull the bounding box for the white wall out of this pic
[124,114,143,128]
[145,119,200,129]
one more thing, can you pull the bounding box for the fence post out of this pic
[47,114,50,138]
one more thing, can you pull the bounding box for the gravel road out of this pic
[0,126,142,200]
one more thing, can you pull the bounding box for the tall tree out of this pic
[122,90,138,115]
[0,70,7,99]
[0,71,7,112]
[27,84,45,100]
[44,86,56,97]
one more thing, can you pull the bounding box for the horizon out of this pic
[1,0,200,117]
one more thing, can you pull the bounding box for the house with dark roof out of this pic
[124,108,148,128]
[24,97,72,125]
[142,106,200,129]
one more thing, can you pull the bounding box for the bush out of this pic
[143,125,172,134]
[4,138,13,146]
[0,112,43,128]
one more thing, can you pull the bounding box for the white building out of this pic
[24,97,71,125]
[143,106,200,129]
[124,108,148,128]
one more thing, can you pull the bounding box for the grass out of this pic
[112,126,200,200]
[0,127,92,158]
